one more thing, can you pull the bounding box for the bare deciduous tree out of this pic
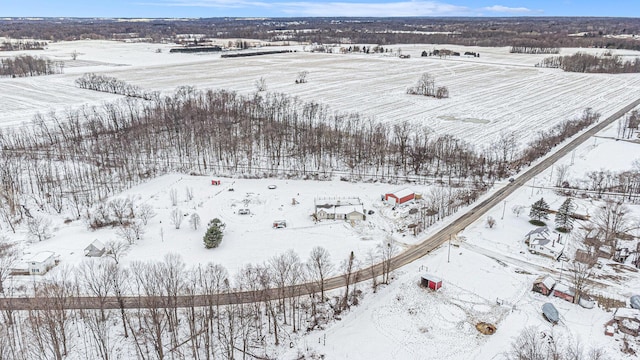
[170,208,184,229]
[136,203,155,225]
[512,205,525,217]
[27,216,53,242]
[378,239,397,285]
[307,246,333,301]
[569,260,594,304]
[295,70,308,84]
[185,186,194,201]
[255,77,267,92]
[0,237,19,293]
[169,188,178,206]
[486,216,497,229]
[594,200,632,248]
[104,240,129,264]
[555,164,571,187]
[189,213,201,230]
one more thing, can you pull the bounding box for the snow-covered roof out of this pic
[526,226,549,238]
[334,206,364,215]
[315,197,362,207]
[535,275,556,289]
[28,251,55,263]
[86,239,105,251]
[421,273,442,282]
[553,283,575,296]
[388,188,414,198]
[614,308,640,321]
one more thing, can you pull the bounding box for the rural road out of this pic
[2,98,640,311]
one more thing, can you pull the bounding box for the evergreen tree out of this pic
[203,218,225,249]
[555,198,575,232]
[529,198,550,222]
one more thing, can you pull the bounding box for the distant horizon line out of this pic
[2,15,640,20]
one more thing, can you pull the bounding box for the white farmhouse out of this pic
[314,197,365,221]
[526,226,564,260]
[27,251,57,275]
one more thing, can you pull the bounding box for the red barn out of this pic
[532,275,556,296]
[552,283,575,303]
[385,188,415,205]
[421,273,443,291]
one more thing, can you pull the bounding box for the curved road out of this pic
[3,97,640,311]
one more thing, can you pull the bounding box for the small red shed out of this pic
[211,179,221,185]
[532,275,556,296]
[421,273,443,291]
[385,188,415,205]
[552,283,575,303]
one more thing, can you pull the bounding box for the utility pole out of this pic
[530,177,536,198]
[571,150,576,165]
[501,200,507,220]
[447,234,451,263]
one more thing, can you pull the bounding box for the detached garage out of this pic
[421,273,443,291]
[385,188,415,205]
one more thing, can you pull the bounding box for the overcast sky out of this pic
[1,0,637,18]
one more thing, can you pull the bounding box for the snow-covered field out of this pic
[3,39,640,359]
[2,40,640,146]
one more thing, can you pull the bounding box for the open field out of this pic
[2,40,640,147]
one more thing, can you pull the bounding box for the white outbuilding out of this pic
[27,251,57,275]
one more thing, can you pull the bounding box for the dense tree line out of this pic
[0,86,599,233]
[537,52,640,73]
[0,55,62,77]
[75,73,159,100]
[0,248,373,360]
[509,46,559,54]
[3,17,640,50]
[0,40,47,51]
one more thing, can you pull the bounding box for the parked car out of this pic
[368,210,375,215]
[238,209,250,215]
[268,185,277,190]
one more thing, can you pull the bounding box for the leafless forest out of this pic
[3,17,640,50]
[0,83,600,232]
[0,248,372,360]
[0,54,63,77]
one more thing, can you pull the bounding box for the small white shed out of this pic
[27,251,56,275]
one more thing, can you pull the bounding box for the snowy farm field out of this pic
[3,40,640,146]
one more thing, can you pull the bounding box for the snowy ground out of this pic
[3,39,640,359]
[2,40,640,147]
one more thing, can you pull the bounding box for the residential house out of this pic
[27,251,57,275]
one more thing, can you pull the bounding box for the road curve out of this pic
[2,98,640,311]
